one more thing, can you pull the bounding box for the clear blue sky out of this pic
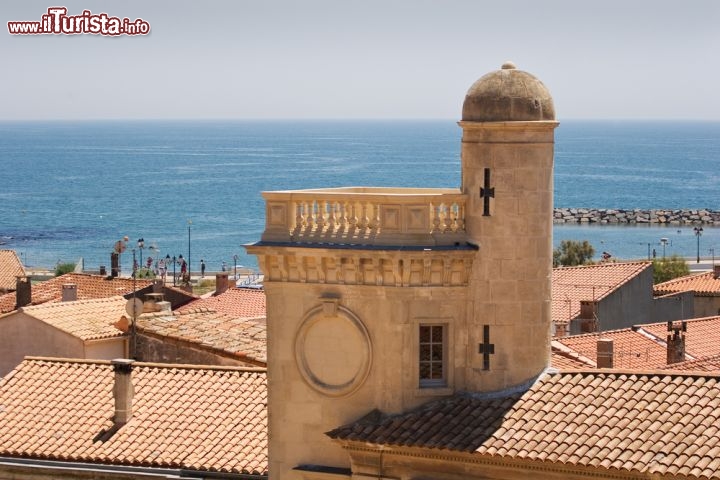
[2,0,718,120]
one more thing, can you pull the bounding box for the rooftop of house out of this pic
[177,286,266,318]
[0,273,154,313]
[637,315,720,360]
[328,369,720,478]
[551,341,596,369]
[663,354,720,372]
[552,261,652,325]
[654,267,720,296]
[135,308,267,366]
[3,296,127,341]
[0,250,25,292]
[554,327,670,369]
[0,357,267,476]
[552,316,720,370]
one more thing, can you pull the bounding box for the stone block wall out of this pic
[554,208,720,225]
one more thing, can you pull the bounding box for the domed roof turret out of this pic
[462,62,555,122]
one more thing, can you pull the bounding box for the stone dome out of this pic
[462,62,555,122]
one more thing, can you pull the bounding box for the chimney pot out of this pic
[15,276,31,309]
[666,321,686,365]
[112,359,135,424]
[597,338,614,368]
[215,273,230,295]
[62,283,78,302]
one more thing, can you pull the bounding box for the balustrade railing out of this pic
[261,187,467,246]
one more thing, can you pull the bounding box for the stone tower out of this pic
[460,61,557,391]
[247,62,557,478]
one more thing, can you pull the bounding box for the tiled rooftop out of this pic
[0,250,25,292]
[178,287,266,318]
[137,309,267,366]
[15,296,127,341]
[664,354,720,372]
[637,315,720,361]
[0,273,153,313]
[654,269,720,296]
[552,261,651,325]
[0,358,267,475]
[554,327,670,369]
[551,316,720,371]
[551,341,596,369]
[328,369,720,478]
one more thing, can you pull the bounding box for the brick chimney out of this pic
[62,284,78,302]
[112,359,135,424]
[15,276,31,309]
[666,321,686,365]
[215,273,230,295]
[596,338,614,368]
[714,265,720,279]
[579,300,598,333]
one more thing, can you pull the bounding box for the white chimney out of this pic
[112,359,135,424]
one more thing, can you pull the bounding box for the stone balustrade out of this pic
[554,208,720,225]
[261,187,467,246]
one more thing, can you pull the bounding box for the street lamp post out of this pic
[137,238,144,267]
[187,220,192,279]
[694,227,703,263]
[710,248,716,266]
[660,238,669,259]
[172,255,177,286]
[233,254,238,280]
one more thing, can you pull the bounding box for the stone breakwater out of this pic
[553,208,720,226]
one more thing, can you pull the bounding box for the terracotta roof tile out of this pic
[655,270,720,296]
[328,370,720,478]
[0,358,267,475]
[663,354,720,372]
[136,309,266,366]
[16,296,127,340]
[0,273,153,313]
[552,262,651,325]
[638,316,720,360]
[554,328,669,369]
[0,250,25,292]
[177,287,266,318]
[550,341,596,369]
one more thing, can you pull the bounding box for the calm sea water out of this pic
[0,120,718,272]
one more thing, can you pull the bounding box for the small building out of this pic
[0,296,128,377]
[552,261,691,336]
[0,250,25,294]
[131,305,266,367]
[0,357,267,479]
[654,265,720,317]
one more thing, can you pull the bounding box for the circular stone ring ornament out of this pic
[294,303,372,397]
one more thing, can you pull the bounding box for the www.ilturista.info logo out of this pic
[8,7,150,36]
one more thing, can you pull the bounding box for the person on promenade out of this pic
[200,259,206,277]
[158,257,166,282]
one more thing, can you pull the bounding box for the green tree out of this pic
[54,262,76,276]
[653,254,690,284]
[553,240,595,267]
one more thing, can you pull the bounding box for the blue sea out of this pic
[0,120,719,273]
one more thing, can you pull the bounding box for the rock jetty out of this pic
[553,208,720,225]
